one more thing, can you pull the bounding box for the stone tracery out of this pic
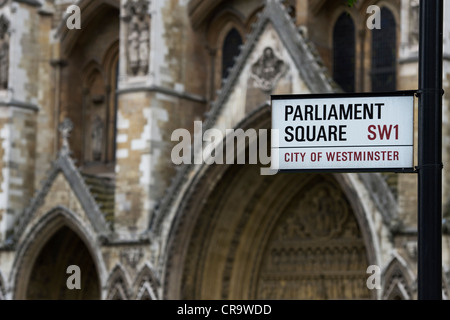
[255,180,371,300]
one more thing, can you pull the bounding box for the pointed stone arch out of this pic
[332,11,356,93]
[220,27,243,81]
[173,169,376,299]
[106,264,131,300]
[202,8,246,99]
[133,263,159,300]
[382,253,415,300]
[156,1,398,300]
[11,207,105,300]
[57,0,120,165]
[160,104,390,300]
[252,176,372,300]
[76,41,119,168]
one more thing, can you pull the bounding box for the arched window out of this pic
[333,13,356,93]
[81,46,118,172]
[222,28,243,80]
[371,7,397,92]
[63,5,120,173]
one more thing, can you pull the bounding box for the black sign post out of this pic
[418,0,443,300]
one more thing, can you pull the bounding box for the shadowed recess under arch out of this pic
[26,226,100,300]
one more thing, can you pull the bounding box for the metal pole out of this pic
[418,0,443,300]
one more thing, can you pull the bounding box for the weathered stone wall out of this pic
[0,1,48,242]
[0,107,37,242]
[0,113,8,241]
[35,7,58,191]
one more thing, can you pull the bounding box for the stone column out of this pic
[114,0,207,240]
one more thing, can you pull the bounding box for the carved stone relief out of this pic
[59,117,74,156]
[250,47,287,93]
[120,247,144,269]
[124,0,150,76]
[382,268,412,300]
[256,181,371,300]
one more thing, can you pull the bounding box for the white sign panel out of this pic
[271,92,415,172]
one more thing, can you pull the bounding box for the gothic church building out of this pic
[0,0,450,300]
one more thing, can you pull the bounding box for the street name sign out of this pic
[271,91,416,172]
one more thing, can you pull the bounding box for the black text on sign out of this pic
[271,92,415,172]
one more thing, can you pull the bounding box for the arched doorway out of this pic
[177,166,372,300]
[371,7,397,92]
[25,226,101,300]
[254,176,370,300]
[162,106,378,300]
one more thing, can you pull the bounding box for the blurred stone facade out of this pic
[0,0,449,300]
